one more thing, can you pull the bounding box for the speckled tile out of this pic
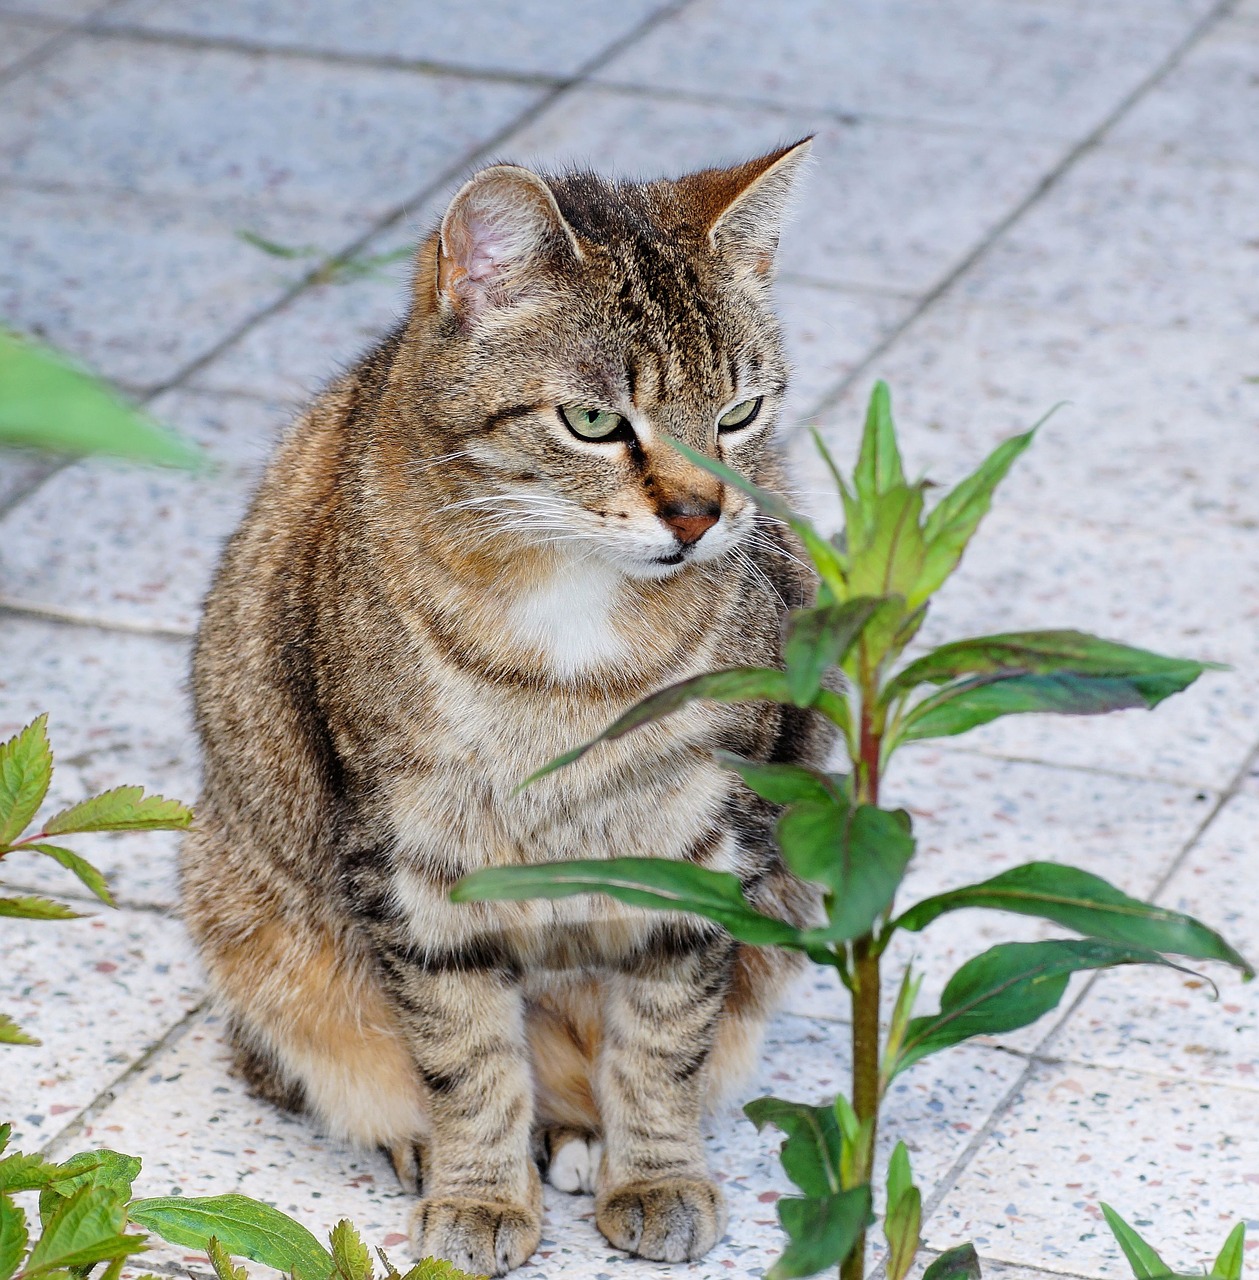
[595,0,1193,137]
[0,37,540,220]
[0,449,59,511]
[498,86,1063,294]
[931,1061,1259,1276]
[0,184,364,387]
[0,615,194,908]
[0,909,202,1151]
[0,0,107,17]
[1107,21,1259,168]
[104,0,672,76]
[0,391,287,633]
[1046,790,1259,1090]
[60,1009,1025,1278]
[956,148,1259,331]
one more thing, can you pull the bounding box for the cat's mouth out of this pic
[654,551,687,567]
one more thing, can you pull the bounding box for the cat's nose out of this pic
[659,500,720,545]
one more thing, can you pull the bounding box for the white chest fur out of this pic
[504,555,630,679]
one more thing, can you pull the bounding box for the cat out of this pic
[183,136,834,1277]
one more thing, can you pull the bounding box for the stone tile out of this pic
[0,909,202,1151]
[60,1009,1024,1277]
[596,0,1192,137]
[932,1061,1259,1275]
[0,450,59,512]
[1047,790,1259,1090]
[0,184,364,387]
[0,36,541,220]
[500,86,1063,293]
[105,0,672,76]
[0,15,57,73]
[0,616,194,908]
[0,0,103,19]
[0,391,285,634]
[1107,21,1259,168]
[956,148,1259,330]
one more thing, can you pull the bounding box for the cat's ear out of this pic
[435,164,582,322]
[680,137,813,278]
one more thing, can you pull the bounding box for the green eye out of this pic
[559,405,630,441]
[718,397,763,431]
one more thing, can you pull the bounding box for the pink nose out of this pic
[659,502,720,546]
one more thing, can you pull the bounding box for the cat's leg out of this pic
[378,955,541,1277]
[594,923,734,1263]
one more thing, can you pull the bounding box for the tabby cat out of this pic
[184,137,833,1276]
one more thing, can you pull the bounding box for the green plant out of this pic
[452,382,1253,1279]
[0,716,194,1045]
[236,230,411,285]
[1101,1206,1245,1280]
[0,1126,482,1280]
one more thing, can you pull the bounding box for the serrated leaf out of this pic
[517,667,797,785]
[744,1097,843,1197]
[0,1127,9,1157]
[0,1195,28,1280]
[0,896,83,920]
[207,1238,249,1280]
[130,1196,334,1280]
[0,715,52,846]
[454,857,806,948]
[330,1219,373,1280]
[914,425,1037,603]
[0,1014,39,1046]
[43,787,193,836]
[398,1260,487,1280]
[784,597,884,704]
[1210,1223,1245,1280]
[24,845,113,907]
[39,1152,142,1226]
[715,753,840,806]
[895,941,1189,1075]
[767,1185,872,1280]
[24,1185,142,1276]
[0,332,199,466]
[1101,1204,1172,1280]
[923,1242,982,1280]
[0,1153,60,1194]
[893,862,1252,977]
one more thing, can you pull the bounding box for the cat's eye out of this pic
[718,398,763,431]
[559,405,630,441]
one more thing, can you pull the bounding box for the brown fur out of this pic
[184,139,832,1275]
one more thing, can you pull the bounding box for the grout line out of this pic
[38,997,209,1159]
[0,874,177,916]
[799,0,1241,428]
[0,601,195,640]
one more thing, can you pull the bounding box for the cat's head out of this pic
[402,139,812,581]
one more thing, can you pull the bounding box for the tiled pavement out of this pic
[2,1,1257,1277]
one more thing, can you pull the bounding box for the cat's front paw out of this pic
[410,1196,541,1276]
[595,1176,728,1262]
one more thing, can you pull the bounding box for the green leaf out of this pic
[38,1152,142,1226]
[776,802,915,942]
[0,715,52,846]
[0,1195,28,1280]
[24,845,114,907]
[235,230,320,260]
[330,1220,373,1280]
[0,896,83,920]
[854,381,906,501]
[885,1141,913,1212]
[784,597,884,705]
[893,862,1253,977]
[0,1014,39,1046]
[398,1261,486,1280]
[207,1237,250,1280]
[130,1195,335,1280]
[888,631,1218,702]
[1101,1204,1172,1280]
[43,787,193,836]
[894,940,1188,1075]
[715,753,839,806]
[744,1097,842,1197]
[914,425,1038,603]
[0,332,199,466]
[844,487,927,603]
[662,436,848,594]
[0,1126,9,1156]
[518,666,796,784]
[453,857,806,948]
[922,1243,982,1280]
[884,1184,921,1280]
[24,1185,142,1276]
[0,1153,60,1194]
[1211,1223,1245,1280]
[768,1185,872,1280]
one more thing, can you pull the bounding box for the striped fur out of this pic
[184,139,832,1276]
